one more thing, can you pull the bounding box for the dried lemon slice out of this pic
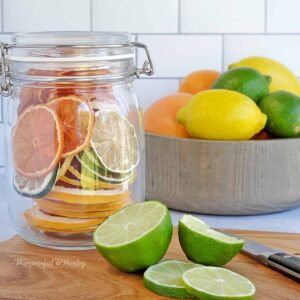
[91,110,139,173]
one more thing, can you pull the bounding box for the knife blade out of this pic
[227,233,300,282]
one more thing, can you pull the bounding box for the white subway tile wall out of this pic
[1,0,300,168]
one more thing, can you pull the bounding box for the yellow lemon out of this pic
[177,90,267,140]
[229,56,300,95]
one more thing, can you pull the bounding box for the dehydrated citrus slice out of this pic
[36,198,133,218]
[91,110,139,173]
[14,168,58,198]
[38,206,112,219]
[48,95,94,158]
[24,206,103,230]
[35,226,97,233]
[47,185,129,204]
[35,197,131,212]
[57,155,74,180]
[13,105,63,178]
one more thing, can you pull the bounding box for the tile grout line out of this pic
[177,0,181,34]
[132,32,300,36]
[0,31,299,36]
[90,0,93,31]
[221,34,225,71]
[264,0,268,33]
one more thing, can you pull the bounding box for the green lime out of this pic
[93,201,173,272]
[212,67,271,103]
[258,91,300,137]
[143,260,200,299]
[14,167,58,198]
[178,215,244,266]
[182,267,256,300]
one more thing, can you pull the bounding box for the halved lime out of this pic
[179,215,244,266]
[14,167,58,198]
[182,267,256,300]
[144,260,200,299]
[91,109,140,174]
[93,201,173,272]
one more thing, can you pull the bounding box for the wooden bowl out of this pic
[145,133,300,215]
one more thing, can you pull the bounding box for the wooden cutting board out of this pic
[0,229,299,300]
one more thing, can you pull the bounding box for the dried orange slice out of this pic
[24,206,103,230]
[48,95,94,158]
[37,206,113,219]
[47,185,129,205]
[13,105,63,178]
[35,197,130,212]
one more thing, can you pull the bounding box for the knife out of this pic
[240,237,300,282]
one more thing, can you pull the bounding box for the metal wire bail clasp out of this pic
[131,42,154,77]
[0,42,12,97]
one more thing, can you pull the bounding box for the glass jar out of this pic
[1,32,153,250]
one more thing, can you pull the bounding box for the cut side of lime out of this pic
[14,167,58,198]
[182,267,256,300]
[179,215,244,266]
[91,109,139,174]
[144,260,200,299]
[93,201,173,272]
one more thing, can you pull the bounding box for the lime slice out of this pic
[182,267,256,300]
[179,215,244,266]
[14,167,58,198]
[91,109,139,173]
[93,201,173,272]
[144,260,200,299]
[77,148,133,184]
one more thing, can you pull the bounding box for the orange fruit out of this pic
[13,105,63,178]
[251,131,272,140]
[24,206,103,230]
[144,93,193,138]
[178,70,220,94]
[48,95,94,157]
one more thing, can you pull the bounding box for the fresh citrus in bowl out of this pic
[178,70,220,94]
[144,93,193,138]
[229,56,300,95]
[177,89,267,140]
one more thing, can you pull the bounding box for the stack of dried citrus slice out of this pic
[13,72,140,234]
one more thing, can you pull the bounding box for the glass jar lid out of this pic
[0,31,154,96]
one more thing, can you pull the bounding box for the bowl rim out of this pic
[145,132,300,144]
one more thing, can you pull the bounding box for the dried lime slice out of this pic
[91,110,139,173]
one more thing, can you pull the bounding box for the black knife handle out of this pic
[268,253,300,276]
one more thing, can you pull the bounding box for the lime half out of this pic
[93,201,173,272]
[144,260,200,299]
[179,215,244,266]
[91,109,140,174]
[182,267,256,300]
